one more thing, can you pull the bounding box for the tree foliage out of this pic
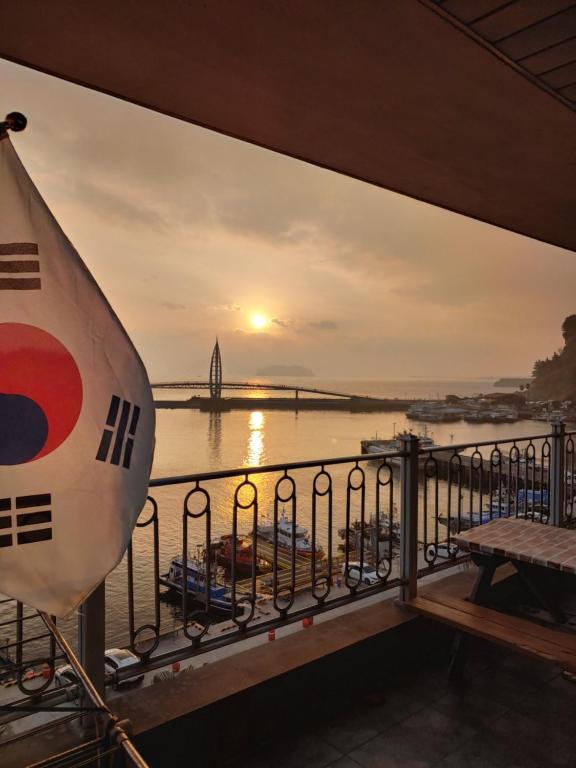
[562,315,576,342]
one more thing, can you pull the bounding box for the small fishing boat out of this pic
[360,427,464,468]
[211,534,271,577]
[255,514,324,559]
[338,513,400,545]
[361,428,436,459]
[160,556,240,619]
[439,504,514,532]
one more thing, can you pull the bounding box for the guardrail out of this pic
[2,424,574,762]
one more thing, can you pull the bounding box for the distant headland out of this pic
[493,377,531,388]
[530,315,576,401]
[256,365,314,377]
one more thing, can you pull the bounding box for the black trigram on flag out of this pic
[96,395,141,469]
[0,243,41,290]
[0,494,52,548]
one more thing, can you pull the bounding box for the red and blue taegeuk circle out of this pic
[0,323,83,465]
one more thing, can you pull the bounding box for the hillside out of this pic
[529,315,576,402]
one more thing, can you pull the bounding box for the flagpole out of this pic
[41,612,150,768]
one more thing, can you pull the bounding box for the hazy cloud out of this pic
[209,303,242,313]
[4,57,575,380]
[309,320,339,330]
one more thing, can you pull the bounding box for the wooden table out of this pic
[446,518,576,677]
[454,518,576,621]
[454,517,576,576]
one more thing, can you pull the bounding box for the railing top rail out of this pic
[423,433,554,455]
[149,449,404,486]
[149,432,558,487]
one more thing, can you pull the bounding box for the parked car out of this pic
[341,562,379,585]
[55,648,144,690]
[426,542,459,560]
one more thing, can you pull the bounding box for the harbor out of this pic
[157,513,404,622]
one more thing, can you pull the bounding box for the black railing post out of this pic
[400,434,419,601]
[550,421,565,527]
[79,581,106,697]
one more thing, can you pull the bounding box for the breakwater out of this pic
[155,396,418,412]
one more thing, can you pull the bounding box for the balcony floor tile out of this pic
[227,642,575,768]
[319,692,424,753]
[348,705,477,768]
[239,734,343,768]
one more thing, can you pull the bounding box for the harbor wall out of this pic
[155,397,416,412]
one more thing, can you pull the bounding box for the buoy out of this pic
[302,617,313,628]
[172,661,181,674]
[268,629,276,641]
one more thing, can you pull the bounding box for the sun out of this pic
[250,313,268,330]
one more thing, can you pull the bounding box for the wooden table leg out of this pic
[449,555,500,681]
[514,561,568,624]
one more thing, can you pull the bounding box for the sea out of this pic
[152,377,540,477]
[3,378,554,661]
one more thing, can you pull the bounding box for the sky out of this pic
[2,58,575,382]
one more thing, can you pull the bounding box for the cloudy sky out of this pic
[3,58,575,381]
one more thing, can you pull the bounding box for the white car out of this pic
[341,562,380,585]
[55,648,144,689]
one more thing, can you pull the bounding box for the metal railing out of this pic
[0,612,148,768]
[2,424,574,762]
[126,449,404,665]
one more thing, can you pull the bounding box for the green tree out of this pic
[562,315,576,343]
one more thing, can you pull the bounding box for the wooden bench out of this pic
[408,520,576,676]
[407,591,576,674]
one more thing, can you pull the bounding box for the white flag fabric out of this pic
[0,131,155,617]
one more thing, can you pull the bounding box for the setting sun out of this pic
[250,313,268,330]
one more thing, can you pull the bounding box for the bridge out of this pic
[151,380,378,400]
[151,381,417,412]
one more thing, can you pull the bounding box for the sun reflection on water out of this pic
[245,410,265,467]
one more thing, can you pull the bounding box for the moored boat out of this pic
[255,514,324,559]
[361,428,436,458]
[160,555,240,618]
[211,534,271,577]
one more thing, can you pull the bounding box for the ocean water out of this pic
[151,377,531,475]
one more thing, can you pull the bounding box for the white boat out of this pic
[361,428,436,461]
[407,403,469,422]
[361,428,465,470]
[362,428,436,453]
[256,514,324,558]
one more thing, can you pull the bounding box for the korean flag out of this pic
[0,124,155,617]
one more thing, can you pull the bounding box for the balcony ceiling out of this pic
[1,0,576,251]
